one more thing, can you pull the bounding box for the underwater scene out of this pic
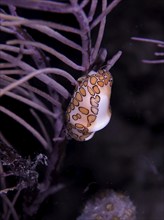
[0,1,164,220]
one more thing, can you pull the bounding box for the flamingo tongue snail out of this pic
[66,69,113,141]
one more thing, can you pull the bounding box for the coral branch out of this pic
[142,59,164,64]
[0,69,24,75]
[132,37,164,64]
[0,106,48,149]
[0,12,81,34]
[0,67,77,97]
[0,51,70,98]
[30,109,52,152]
[5,91,56,118]
[7,39,84,71]
[70,0,91,70]
[1,20,82,52]
[1,75,61,107]
[88,0,98,22]
[106,50,122,70]
[131,37,164,45]
[80,0,90,9]
[0,26,15,34]
[0,44,33,54]
[0,1,123,218]
[5,190,21,220]
[0,194,19,220]
[91,0,107,63]
[155,52,164,56]
[0,0,74,13]
[91,0,122,30]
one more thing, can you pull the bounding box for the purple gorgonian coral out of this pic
[0,0,122,219]
[132,37,164,64]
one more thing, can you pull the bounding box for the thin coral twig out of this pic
[131,37,164,45]
[30,109,53,152]
[158,44,164,48]
[0,44,33,54]
[70,1,91,70]
[25,184,65,215]
[0,0,74,13]
[0,51,70,98]
[0,161,8,216]
[5,190,21,220]
[0,194,19,220]
[0,106,48,149]
[79,0,90,9]
[0,76,36,98]
[0,67,77,97]
[1,20,83,52]
[5,91,56,118]
[0,70,24,75]
[7,40,84,71]
[92,0,107,63]
[155,52,164,56]
[6,7,49,69]
[0,13,81,35]
[0,12,22,20]
[0,132,11,146]
[0,63,20,69]
[28,20,81,34]
[26,23,82,52]
[142,59,164,64]
[1,75,61,107]
[91,0,122,30]
[0,186,18,194]
[132,37,164,64]
[88,0,98,22]
[0,26,15,34]
[106,50,122,71]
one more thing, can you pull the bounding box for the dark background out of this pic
[59,1,164,220]
[1,0,164,220]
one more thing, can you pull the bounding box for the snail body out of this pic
[66,69,113,141]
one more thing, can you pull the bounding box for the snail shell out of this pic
[66,69,113,141]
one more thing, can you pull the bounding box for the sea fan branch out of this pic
[0,26,15,34]
[88,0,98,23]
[0,106,48,149]
[70,0,91,70]
[91,0,107,63]
[1,75,61,107]
[0,13,81,34]
[7,39,84,71]
[79,0,90,9]
[91,0,122,30]
[155,52,164,56]
[0,70,24,75]
[0,0,74,13]
[5,190,21,220]
[0,1,123,218]
[6,6,49,69]
[4,91,56,118]
[0,44,33,55]
[0,194,19,220]
[0,67,77,97]
[0,51,70,98]
[106,50,122,70]
[132,37,164,64]
[1,19,83,52]
[142,59,164,64]
[131,37,164,45]
[30,109,53,152]
[0,63,18,69]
